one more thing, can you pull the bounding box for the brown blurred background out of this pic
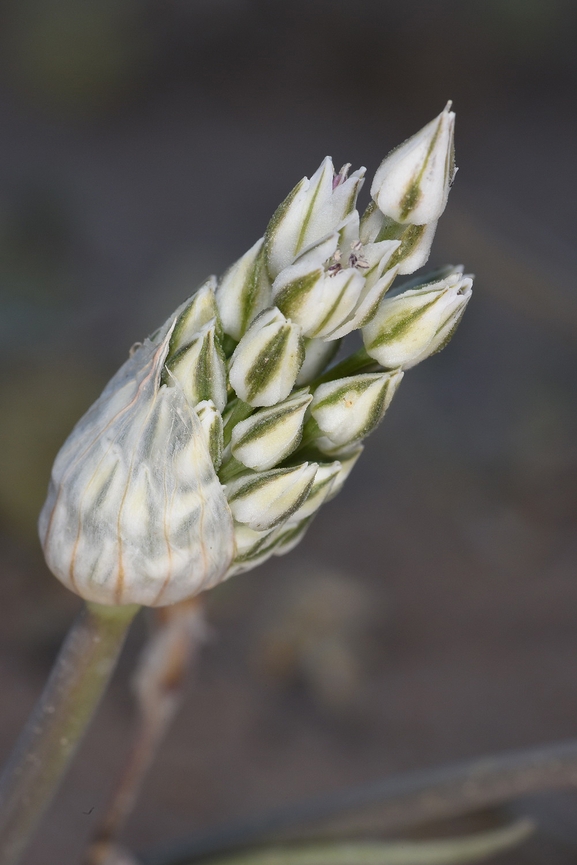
[2,1,577,863]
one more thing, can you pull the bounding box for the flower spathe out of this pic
[39,324,235,607]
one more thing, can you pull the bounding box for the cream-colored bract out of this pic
[39,325,235,607]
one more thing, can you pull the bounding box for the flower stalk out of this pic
[0,602,139,865]
[86,600,207,865]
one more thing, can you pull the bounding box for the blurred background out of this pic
[2,1,577,863]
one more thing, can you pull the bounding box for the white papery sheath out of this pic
[39,326,235,607]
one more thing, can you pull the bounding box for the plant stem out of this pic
[194,821,534,865]
[310,348,379,388]
[0,601,139,865]
[86,599,207,865]
[140,738,577,865]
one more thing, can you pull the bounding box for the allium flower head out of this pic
[40,107,472,606]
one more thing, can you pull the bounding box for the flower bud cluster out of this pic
[40,107,471,606]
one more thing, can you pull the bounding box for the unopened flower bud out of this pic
[362,272,473,370]
[325,446,363,501]
[166,321,228,411]
[225,462,318,531]
[264,157,365,280]
[229,307,304,407]
[195,399,224,470]
[310,371,403,451]
[290,461,341,520]
[231,522,275,567]
[228,456,347,574]
[169,277,221,354]
[230,390,312,471]
[216,238,271,341]
[371,104,455,225]
[269,515,313,557]
[39,329,235,607]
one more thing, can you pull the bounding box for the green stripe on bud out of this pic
[229,307,305,407]
[231,390,312,471]
[270,515,313,557]
[371,104,455,225]
[231,522,276,564]
[225,462,318,531]
[195,399,224,470]
[167,321,228,411]
[167,277,221,360]
[362,272,473,370]
[359,202,438,276]
[290,460,341,520]
[325,446,363,501]
[310,371,403,451]
[216,237,272,341]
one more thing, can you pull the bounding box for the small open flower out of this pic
[272,236,366,340]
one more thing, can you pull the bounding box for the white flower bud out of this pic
[264,158,365,279]
[230,390,312,471]
[226,515,306,576]
[167,321,228,412]
[310,371,403,450]
[168,277,221,354]
[362,272,473,370]
[195,399,224,470]
[325,446,364,501]
[227,452,358,576]
[216,238,272,341]
[233,459,346,568]
[225,462,318,531]
[371,103,455,225]
[228,307,304,407]
[39,328,235,607]
[290,460,341,520]
[296,337,341,385]
[231,522,275,566]
[270,515,313,557]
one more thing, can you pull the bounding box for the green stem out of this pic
[199,822,534,865]
[0,601,139,865]
[310,347,379,388]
